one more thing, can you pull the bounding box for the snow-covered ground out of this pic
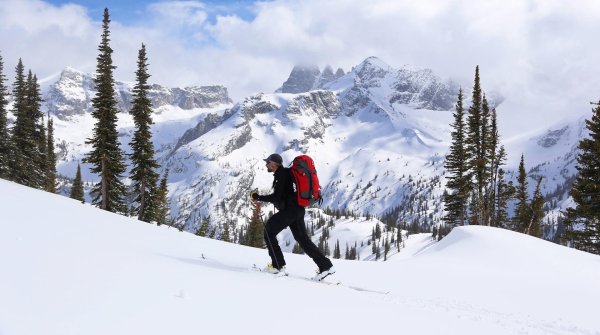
[1,179,598,335]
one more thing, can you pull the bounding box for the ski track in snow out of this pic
[176,253,597,335]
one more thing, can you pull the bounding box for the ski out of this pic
[250,264,288,277]
[251,264,389,295]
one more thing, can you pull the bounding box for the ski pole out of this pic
[255,201,282,270]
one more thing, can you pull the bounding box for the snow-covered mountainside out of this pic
[503,115,588,233]
[44,56,586,243]
[1,179,598,335]
[45,67,232,120]
[162,56,459,235]
[42,66,233,183]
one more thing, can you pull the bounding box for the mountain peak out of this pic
[59,67,87,81]
[277,63,347,94]
[352,56,392,76]
[277,64,321,94]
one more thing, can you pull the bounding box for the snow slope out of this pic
[1,180,598,335]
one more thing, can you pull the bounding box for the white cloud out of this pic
[1,0,600,137]
[148,1,208,26]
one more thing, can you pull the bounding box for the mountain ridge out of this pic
[28,57,584,242]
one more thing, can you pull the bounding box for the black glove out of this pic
[250,192,260,201]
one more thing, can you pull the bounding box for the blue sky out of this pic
[43,0,260,25]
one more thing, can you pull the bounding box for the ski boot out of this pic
[314,266,336,281]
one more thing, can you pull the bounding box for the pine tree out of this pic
[70,163,85,202]
[397,229,403,251]
[384,237,390,261]
[196,216,210,237]
[444,88,470,230]
[10,59,37,186]
[221,221,231,242]
[45,116,57,193]
[333,239,341,259]
[527,177,544,238]
[244,204,265,248]
[28,73,46,189]
[564,101,600,254]
[0,52,10,179]
[129,44,160,223]
[292,242,304,254]
[155,169,170,225]
[485,108,501,227]
[495,167,514,228]
[83,8,128,214]
[514,154,530,232]
[375,223,382,239]
[465,66,484,225]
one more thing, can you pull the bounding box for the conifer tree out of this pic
[155,169,170,225]
[495,167,514,228]
[465,66,484,225]
[375,223,382,239]
[514,154,530,232]
[444,88,470,230]
[0,52,10,179]
[384,238,390,261]
[70,163,85,202]
[28,73,46,189]
[564,101,600,254]
[485,108,501,226]
[10,59,37,186]
[292,242,304,254]
[527,177,544,238]
[83,8,128,214]
[221,221,231,242]
[196,216,210,237]
[245,204,265,248]
[333,239,341,259]
[45,116,57,193]
[129,44,160,223]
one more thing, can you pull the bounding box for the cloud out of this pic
[148,1,208,27]
[1,0,600,137]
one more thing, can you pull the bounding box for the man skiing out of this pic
[250,153,335,281]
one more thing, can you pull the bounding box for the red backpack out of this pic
[290,155,322,207]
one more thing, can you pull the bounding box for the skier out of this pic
[250,153,335,281]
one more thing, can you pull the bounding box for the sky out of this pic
[1,0,600,137]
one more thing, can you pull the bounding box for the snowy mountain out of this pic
[276,64,345,93]
[1,179,598,335]
[41,56,587,244]
[45,67,232,120]
[162,56,461,235]
[503,115,588,233]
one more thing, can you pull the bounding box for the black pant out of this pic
[263,205,333,271]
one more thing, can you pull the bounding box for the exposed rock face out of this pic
[537,126,570,148]
[276,57,458,118]
[45,67,232,120]
[277,64,321,94]
[277,64,346,94]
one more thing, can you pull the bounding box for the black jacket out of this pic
[257,167,297,210]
